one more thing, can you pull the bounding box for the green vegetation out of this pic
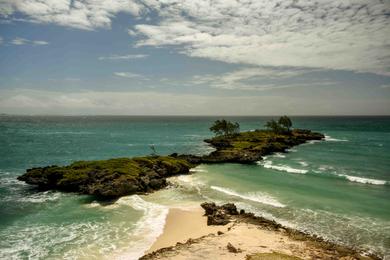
[204,127,324,163]
[18,156,194,197]
[210,119,240,136]
[278,115,292,131]
[265,116,293,134]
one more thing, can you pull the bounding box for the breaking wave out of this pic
[258,160,308,174]
[337,174,387,185]
[210,186,286,208]
[114,195,169,259]
[324,135,348,142]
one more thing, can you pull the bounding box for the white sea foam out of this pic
[210,185,286,208]
[317,165,335,172]
[260,160,308,174]
[189,166,208,173]
[286,148,298,152]
[338,174,387,185]
[272,153,286,158]
[115,195,169,259]
[167,174,208,199]
[18,191,63,203]
[298,161,309,167]
[324,135,348,142]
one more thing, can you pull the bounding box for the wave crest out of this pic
[325,135,348,142]
[258,160,308,174]
[114,195,169,259]
[210,186,286,208]
[337,174,387,185]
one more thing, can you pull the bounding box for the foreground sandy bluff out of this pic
[141,203,382,260]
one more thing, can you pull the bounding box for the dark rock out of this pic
[201,202,217,215]
[240,209,245,214]
[217,231,224,235]
[227,242,241,253]
[207,213,230,226]
[201,202,238,226]
[221,203,238,215]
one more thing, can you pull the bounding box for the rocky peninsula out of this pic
[141,203,381,260]
[18,128,324,197]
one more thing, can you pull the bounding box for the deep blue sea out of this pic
[0,116,389,259]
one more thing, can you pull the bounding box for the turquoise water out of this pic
[0,116,389,259]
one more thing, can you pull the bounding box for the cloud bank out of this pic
[0,88,388,115]
[133,0,390,76]
[1,0,389,76]
[0,0,142,30]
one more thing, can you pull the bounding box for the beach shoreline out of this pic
[142,203,382,260]
[146,207,231,254]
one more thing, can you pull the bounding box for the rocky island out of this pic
[18,117,324,197]
[18,156,195,197]
[199,128,324,163]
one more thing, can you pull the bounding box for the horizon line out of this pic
[1,114,390,117]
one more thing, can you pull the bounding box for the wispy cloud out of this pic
[33,40,49,45]
[10,37,49,46]
[132,0,390,76]
[0,0,143,30]
[190,67,335,91]
[1,0,389,76]
[114,72,148,80]
[11,37,29,45]
[98,54,148,61]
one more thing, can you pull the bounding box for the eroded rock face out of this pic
[201,202,238,226]
[18,156,195,198]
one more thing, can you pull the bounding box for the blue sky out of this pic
[0,0,389,115]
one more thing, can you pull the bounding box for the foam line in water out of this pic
[210,186,286,208]
[298,161,309,167]
[115,195,169,259]
[258,160,308,174]
[272,153,286,158]
[189,166,208,173]
[18,191,63,203]
[324,135,348,142]
[337,174,387,185]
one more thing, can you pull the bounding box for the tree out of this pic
[264,119,284,134]
[149,144,157,155]
[278,116,292,132]
[210,119,240,136]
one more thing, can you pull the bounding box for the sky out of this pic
[0,0,389,115]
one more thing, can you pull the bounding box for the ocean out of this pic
[0,116,389,259]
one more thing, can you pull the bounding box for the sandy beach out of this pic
[143,204,381,260]
[147,207,231,253]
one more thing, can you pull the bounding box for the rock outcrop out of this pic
[201,202,238,225]
[200,129,324,163]
[18,156,194,198]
